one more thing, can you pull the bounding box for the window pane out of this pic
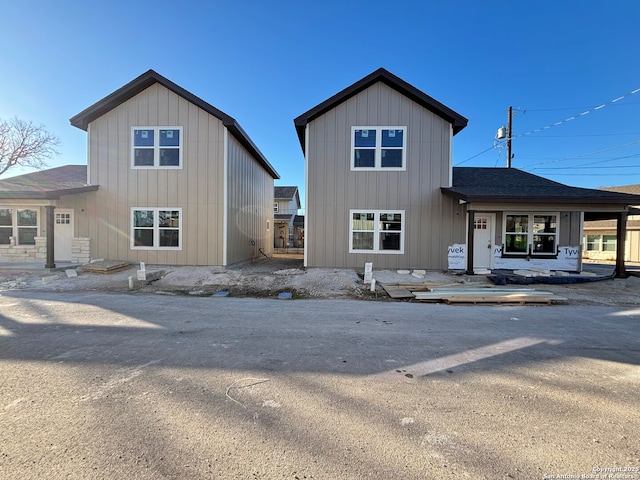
[159,229,179,247]
[134,210,154,228]
[18,227,37,245]
[160,129,180,146]
[505,234,528,253]
[603,235,617,251]
[533,235,556,253]
[586,235,600,251]
[354,149,375,168]
[381,129,404,147]
[352,212,375,230]
[159,210,180,228]
[0,208,12,226]
[134,129,155,146]
[134,229,154,247]
[17,210,37,226]
[506,215,528,233]
[134,148,155,166]
[0,228,11,244]
[380,232,401,250]
[381,149,402,167]
[352,232,374,250]
[354,129,376,147]
[380,213,401,230]
[159,148,180,166]
[533,215,556,234]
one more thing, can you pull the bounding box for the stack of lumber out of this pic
[81,260,131,274]
[379,282,566,305]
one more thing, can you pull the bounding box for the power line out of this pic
[518,100,640,112]
[515,87,640,138]
[520,140,640,168]
[455,145,495,166]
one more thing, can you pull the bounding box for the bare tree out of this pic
[0,117,61,177]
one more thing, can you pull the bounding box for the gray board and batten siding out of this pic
[70,71,278,266]
[302,80,465,270]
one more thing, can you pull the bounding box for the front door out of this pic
[473,214,494,270]
[54,209,73,262]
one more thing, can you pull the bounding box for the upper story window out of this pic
[132,127,182,169]
[351,127,406,171]
[504,213,558,256]
[274,202,279,213]
[0,208,38,245]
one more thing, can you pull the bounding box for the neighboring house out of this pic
[583,184,640,263]
[273,186,302,248]
[0,70,279,267]
[0,165,97,265]
[294,67,640,275]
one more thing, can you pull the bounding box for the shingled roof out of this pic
[294,68,468,152]
[0,165,98,199]
[274,186,298,200]
[70,69,279,179]
[442,167,640,205]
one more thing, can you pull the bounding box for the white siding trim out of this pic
[447,124,453,188]
[86,123,92,184]
[223,127,229,266]
[304,125,309,267]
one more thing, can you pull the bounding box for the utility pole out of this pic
[506,105,513,168]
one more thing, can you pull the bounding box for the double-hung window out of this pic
[0,208,38,246]
[351,127,406,170]
[132,208,182,249]
[132,127,182,168]
[585,234,616,252]
[504,213,558,255]
[350,210,404,254]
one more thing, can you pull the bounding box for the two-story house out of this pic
[273,186,302,249]
[0,70,279,267]
[294,68,640,276]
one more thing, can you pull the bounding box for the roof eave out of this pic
[294,67,468,152]
[0,184,99,200]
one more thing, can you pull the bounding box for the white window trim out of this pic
[0,207,40,246]
[351,126,407,171]
[349,209,405,254]
[131,207,183,250]
[502,212,559,256]
[274,202,279,213]
[131,126,183,169]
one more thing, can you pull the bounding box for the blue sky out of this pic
[1,0,639,209]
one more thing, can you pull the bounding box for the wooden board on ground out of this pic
[81,260,131,274]
[440,295,567,305]
[380,284,415,299]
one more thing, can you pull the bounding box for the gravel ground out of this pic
[1,255,640,306]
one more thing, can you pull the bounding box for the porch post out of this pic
[615,211,628,278]
[45,205,56,269]
[466,210,475,275]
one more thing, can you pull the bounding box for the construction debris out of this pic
[379,282,567,305]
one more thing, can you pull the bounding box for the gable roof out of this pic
[442,167,640,205]
[0,165,98,199]
[274,186,298,200]
[293,67,468,152]
[600,184,640,195]
[70,69,279,179]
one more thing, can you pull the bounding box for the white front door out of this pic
[473,214,494,269]
[54,209,73,262]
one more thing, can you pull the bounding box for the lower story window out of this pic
[504,212,558,255]
[0,208,39,245]
[585,234,616,252]
[350,210,404,254]
[132,208,181,249]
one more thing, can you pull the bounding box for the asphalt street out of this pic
[1,291,639,479]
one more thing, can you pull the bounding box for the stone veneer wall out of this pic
[0,236,91,264]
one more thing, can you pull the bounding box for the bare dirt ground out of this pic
[1,255,640,306]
